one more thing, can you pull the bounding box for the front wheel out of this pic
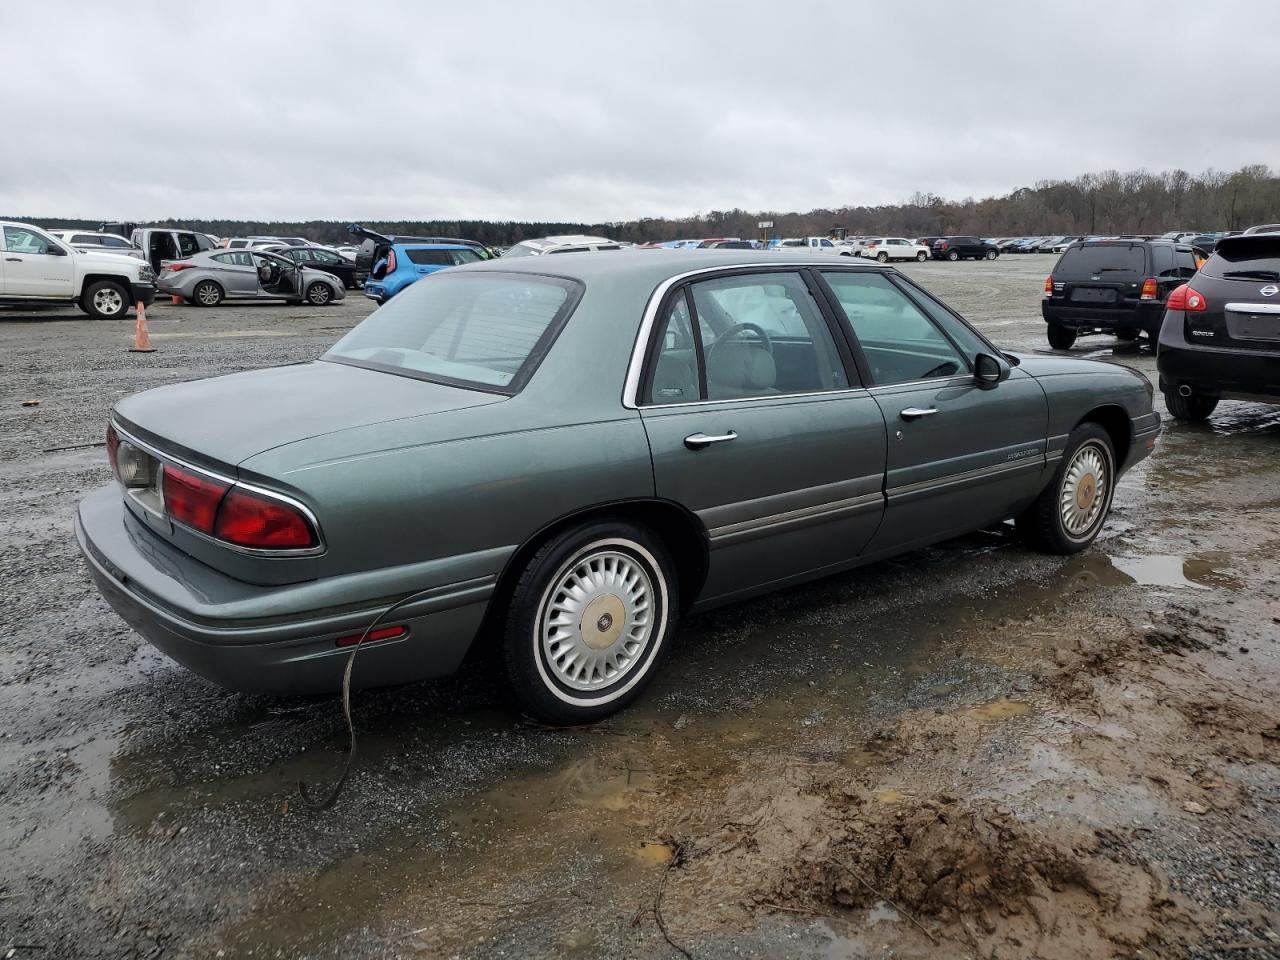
[916,251,927,261]
[1046,324,1077,350]
[946,250,959,261]
[1017,423,1116,554]
[877,251,889,263]
[1164,389,1218,422]
[985,249,998,260]
[82,280,130,320]
[503,520,678,725]
[305,282,333,306]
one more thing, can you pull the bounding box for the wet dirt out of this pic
[2,257,1279,959]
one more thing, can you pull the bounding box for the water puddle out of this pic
[956,697,1031,721]
[1068,551,1241,591]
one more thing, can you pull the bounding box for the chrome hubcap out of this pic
[94,289,123,314]
[310,286,329,303]
[1060,443,1109,537]
[540,549,653,691]
[198,285,218,304]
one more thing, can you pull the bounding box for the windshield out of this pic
[324,272,580,393]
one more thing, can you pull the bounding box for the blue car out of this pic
[363,243,484,303]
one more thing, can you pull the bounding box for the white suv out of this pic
[1,221,157,319]
[861,237,929,262]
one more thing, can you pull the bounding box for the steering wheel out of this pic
[706,322,773,359]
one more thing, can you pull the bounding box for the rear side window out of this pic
[212,251,253,266]
[176,233,200,257]
[1055,244,1146,276]
[406,249,455,266]
[98,234,133,248]
[324,273,580,393]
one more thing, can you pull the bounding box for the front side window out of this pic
[643,272,848,403]
[451,249,481,265]
[821,271,967,385]
[3,226,57,254]
[325,273,579,393]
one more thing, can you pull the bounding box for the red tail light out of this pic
[162,465,230,534]
[335,625,407,648]
[214,487,317,549]
[1140,277,1159,300]
[385,248,397,273]
[1166,283,1207,312]
[1044,276,1054,295]
[939,241,950,249]
[166,262,196,272]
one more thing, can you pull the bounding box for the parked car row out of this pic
[1038,226,1280,427]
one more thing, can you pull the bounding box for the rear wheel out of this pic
[82,280,130,320]
[915,251,927,261]
[877,251,889,263]
[1164,389,1219,422]
[946,250,959,261]
[503,520,678,725]
[1017,423,1115,554]
[305,282,333,306]
[192,280,224,307]
[1046,324,1077,350]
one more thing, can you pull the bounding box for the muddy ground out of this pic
[1,256,1278,959]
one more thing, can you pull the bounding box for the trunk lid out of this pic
[113,360,505,470]
[1184,237,1280,352]
[1051,242,1148,308]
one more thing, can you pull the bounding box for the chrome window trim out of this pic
[623,260,885,409]
[641,386,873,411]
[111,421,326,558]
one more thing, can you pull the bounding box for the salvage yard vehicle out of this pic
[130,227,218,273]
[48,230,146,260]
[1157,232,1280,421]
[156,249,346,307]
[1042,239,1201,349]
[0,220,156,318]
[76,251,1159,724]
[769,237,847,254]
[932,236,999,261]
[862,237,929,262]
[502,234,625,257]
[348,224,493,285]
[363,243,482,303]
[263,245,360,289]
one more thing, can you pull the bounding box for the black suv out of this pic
[931,236,999,261]
[1157,233,1280,421]
[1041,240,1200,349]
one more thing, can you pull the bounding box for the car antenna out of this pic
[297,586,440,811]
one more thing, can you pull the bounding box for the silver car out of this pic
[157,249,346,307]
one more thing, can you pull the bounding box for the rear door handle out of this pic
[899,407,938,420]
[684,431,737,450]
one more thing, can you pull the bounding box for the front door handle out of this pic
[684,430,738,450]
[5,257,21,262]
[899,407,938,420]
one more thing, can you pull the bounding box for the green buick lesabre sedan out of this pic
[76,251,1160,723]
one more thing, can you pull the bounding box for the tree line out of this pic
[11,165,1276,246]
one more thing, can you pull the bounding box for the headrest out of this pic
[652,354,697,403]
[707,342,776,394]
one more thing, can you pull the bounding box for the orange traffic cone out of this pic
[170,294,183,305]
[128,302,156,353]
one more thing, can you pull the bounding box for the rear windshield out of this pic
[1055,244,1146,276]
[1202,237,1280,279]
[323,272,581,393]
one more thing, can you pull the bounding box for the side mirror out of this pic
[47,244,68,256]
[974,352,1008,388]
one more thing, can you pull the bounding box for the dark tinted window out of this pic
[71,234,99,244]
[405,249,455,266]
[1054,244,1146,276]
[1173,249,1199,279]
[98,234,133,248]
[1201,237,1280,278]
[176,233,200,257]
[1151,245,1175,278]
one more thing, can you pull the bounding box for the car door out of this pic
[816,268,1048,554]
[637,269,887,606]
[1,225,75,296]
[212,251,259,296]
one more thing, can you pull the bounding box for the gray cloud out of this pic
[1,0,1273,222]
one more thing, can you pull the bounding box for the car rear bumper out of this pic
[1157,324,1280,402]
[75,486,491,695]
[1042,300,1164,334]
[131,281,157,306]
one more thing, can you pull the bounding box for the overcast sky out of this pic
[1,1,1273,223]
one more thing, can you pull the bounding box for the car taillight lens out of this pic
[162,464,229,534]
[1166,283,1207,312]
[167,263,195,272]
[335,625,407,648]
[214,487,317,549]
[1140,277,1159,300]
[1044,276,1053,295]
[385,249,397,273]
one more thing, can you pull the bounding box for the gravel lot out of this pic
[2,256,1278,959]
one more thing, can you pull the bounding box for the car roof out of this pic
[393,242,472,250]
[456,248,895,285]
